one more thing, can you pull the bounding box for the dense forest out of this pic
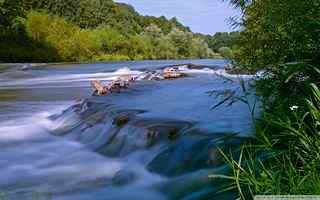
[0,0,238,62]
[199,31,240,58]
[219,0,320,198]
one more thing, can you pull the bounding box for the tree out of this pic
[142,24,163,40]
[0,0,25,36]
[154,35,178,59]
[1,0,213,62]
[228,0,320,70]
[168,28,193,58]
[218,46,233,59]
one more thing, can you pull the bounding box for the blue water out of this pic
[0,59,254,200]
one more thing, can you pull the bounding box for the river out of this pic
[0,59,254,200]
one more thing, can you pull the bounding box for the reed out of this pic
[211,64,320,199]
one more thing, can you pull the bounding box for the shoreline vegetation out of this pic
[0,0,238,63]
[216,0,320,199]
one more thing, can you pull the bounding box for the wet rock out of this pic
[49,100,110,135]
[132,119,192,144]
[113,115,130,127]
[140,71,164,81]
[118,74,136,83]
[163,67,186,80]
[186,63,217,70]
[147,132,249,177]
[19,63,48,71]
[161,167,236,200]
[21,63,32,71]
[97,118,192,157]
[97,124,151,157]
[107,80,129,92]
[91,80,108,96]
[91,75,135,96]
[112,170,137,186]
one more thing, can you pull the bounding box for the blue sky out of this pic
[115,0,238,35]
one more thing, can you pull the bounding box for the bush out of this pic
[93,54,130,61]
[218,47,233,59]
[25,12,112,61]
[25,11,79,61]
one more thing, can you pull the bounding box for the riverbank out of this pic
[219,0,320,198]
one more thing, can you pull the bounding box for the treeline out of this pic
[22,0,190,33]
[220,0,320,198]
[199,31,240,58]
[0,0,220,62]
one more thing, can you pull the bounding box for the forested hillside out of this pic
[0,0,220,62]
[22,0,190,33]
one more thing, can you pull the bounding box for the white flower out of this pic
[290,106,299,111]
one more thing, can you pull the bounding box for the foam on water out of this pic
[0,65,255,90]
[180,67,255,79]
[0,103,166,199]
[0,60,254,199]
[0,67,143,89]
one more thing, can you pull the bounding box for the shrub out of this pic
[218,46,233,59]
[93,54,130,61]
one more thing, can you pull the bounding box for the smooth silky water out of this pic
[0,59,254,200]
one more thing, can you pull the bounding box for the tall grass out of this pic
[212,64,320,199]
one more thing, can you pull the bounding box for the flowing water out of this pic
[0,59,254,200]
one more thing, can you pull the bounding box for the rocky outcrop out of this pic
[91,80,108,95]
[90,66,188,96]
[49,99,193,157]
[49,99,251,177]
[112,170,137,186]
[147,132,247,177]
[163,67,185,79]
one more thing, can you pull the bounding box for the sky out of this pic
[115,0,238,35]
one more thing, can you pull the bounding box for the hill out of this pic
[23,0,190,33]
[1,0,217,62]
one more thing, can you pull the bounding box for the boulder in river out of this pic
[139,71,164,81]
[118,74,136,83]
[91,78,132,96]
[163,67,185,79]
[107,79,130,93]
[21,63,32,71]
[91,80,108,96]
[147,132,249,177]
[112,170,137,186]
[97,118,192,157]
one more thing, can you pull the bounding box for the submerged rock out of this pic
[97,118,192,157]
[113,115,130,127]
[112,170,137,186]
[49,100,110,136]
[138,71,164,81]
[21,63,32,71]
[147,132,249,177]
[159,167,237,200]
